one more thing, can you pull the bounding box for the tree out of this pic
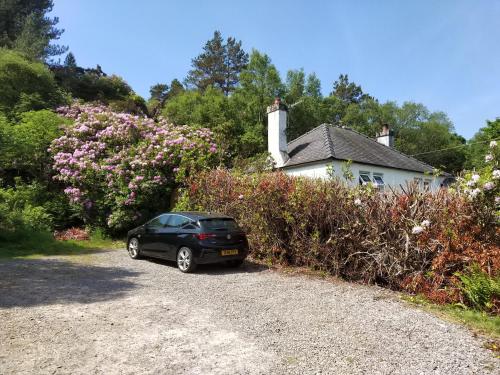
[394,104,466,172]
[162,87,241,158]
[305,73,322,98]
[186,31,248,95]
[330,74,368,104]
[0,49,66,118]
[0,0,67,60]
[64,52,77,69]
[466,118,500,169]
[147,79,185,118]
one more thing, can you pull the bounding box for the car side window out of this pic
[167,215,190,228]
[148,214,170,228]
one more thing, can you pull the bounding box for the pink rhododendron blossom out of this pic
[485,154,493,162]
[51,103,218,230]
[490,140,497,148]
[492,170,500,179]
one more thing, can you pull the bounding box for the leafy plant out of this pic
[456,265,500,312]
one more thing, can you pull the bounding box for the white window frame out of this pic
[372,173,385,191]
[359,172,372,186]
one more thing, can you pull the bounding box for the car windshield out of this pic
[200,218,239,231]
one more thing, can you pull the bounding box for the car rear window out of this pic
[200,218,239,231]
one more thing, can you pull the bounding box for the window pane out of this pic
[167,215,190,228]
[373,175,384,184]
[201,218,239,231]
[360,174,371,182]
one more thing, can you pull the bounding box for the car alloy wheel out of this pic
[128,237,141,259]
[177,247,196,273]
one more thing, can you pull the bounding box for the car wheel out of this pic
[177,247,197,273]
[127,237,142,259]
[227,259,244,268]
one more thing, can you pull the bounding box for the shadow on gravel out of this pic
[146,258,270,275]
[0,259,140,308]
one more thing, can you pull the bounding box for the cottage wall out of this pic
[283,160,447,191]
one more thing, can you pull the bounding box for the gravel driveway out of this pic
[0,249,498,375]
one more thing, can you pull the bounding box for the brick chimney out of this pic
[376,124,394,147]
[267,97,289,167]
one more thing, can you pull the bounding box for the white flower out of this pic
[469,188,481,198]
[485,154,494,162]
[412,226,424,235]
[466,180,476,187]
[238,194,244,200]
[495,196,500,205]
[492,170,500,180]
[421,220,431,227]
[354,198,362,206]
[471,174,480,182]
[490,140,497,148]
[483,182,495,191]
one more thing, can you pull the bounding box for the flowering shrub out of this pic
[457,140,499,218]
[54,227,89,241]
[178,169,499,312]
[51,103,218,231]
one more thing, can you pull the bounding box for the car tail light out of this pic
[196,233,217,240]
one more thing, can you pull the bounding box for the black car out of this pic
[126,211,249,272]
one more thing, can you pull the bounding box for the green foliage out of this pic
[466,119,500,169]
[0,110,69,180]
[0,181,53,232]
[0,49,66,117]
[0,0,67,60]
[162,87,241,158]
[456,265,500,311]
[186,31,248,95]
[51,58,145,114]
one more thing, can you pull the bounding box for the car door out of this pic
[159,214,192,260]
[142,214,170,258]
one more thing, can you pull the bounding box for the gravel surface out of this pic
[0,249,498,375]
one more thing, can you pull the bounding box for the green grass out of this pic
[402,294,500,339]
[0,229,124,259]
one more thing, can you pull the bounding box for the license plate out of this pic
[221,249,238,256]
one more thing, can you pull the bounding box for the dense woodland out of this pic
[0,1,499,233]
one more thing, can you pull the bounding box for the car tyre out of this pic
[177,247,197,273]
[127,237,142,259]
[227,259,244,268]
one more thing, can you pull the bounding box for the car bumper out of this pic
[194,246,248,264]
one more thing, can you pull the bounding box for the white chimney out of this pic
[376,124,394,147]
[267,97,289,167]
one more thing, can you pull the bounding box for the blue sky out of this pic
[51,0,500,139]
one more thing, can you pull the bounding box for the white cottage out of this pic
[267,98,451,191]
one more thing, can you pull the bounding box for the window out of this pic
[423,179,432,190]
[200,218,239,231]
[167,215,191,228]
[359,172,372,185]
[372,174,385,190]
[414,177,422,187]
[148,214,170,228]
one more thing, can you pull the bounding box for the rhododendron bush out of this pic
[178,169,499,312]
[51,103,218,230]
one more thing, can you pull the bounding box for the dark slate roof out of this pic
[284,124,442,174]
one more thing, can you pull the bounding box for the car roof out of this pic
[167,211,234,221]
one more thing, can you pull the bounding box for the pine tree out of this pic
[186,31,248,95]
[64,52,77,69]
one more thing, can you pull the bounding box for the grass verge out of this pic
[402,294,500,354]
[0,229,124,259]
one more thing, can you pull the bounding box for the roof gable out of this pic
[284,124,438,174]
